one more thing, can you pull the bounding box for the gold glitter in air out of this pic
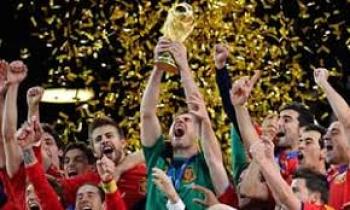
[19,0,346,170]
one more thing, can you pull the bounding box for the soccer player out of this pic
[141,38,234,210]
[250,139,334,210]
[314,68,350,209]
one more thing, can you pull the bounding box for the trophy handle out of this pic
[155,51,178,73]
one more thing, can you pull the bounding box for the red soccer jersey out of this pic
[105,190,127,210]
[61,164,147,209]
[26,161,64,210]
[276,150,299,184]
[0,165,26,210]
[328,165,350,209]
[303,202,335,210]
[118,163,147,209]
[217,184,238,208]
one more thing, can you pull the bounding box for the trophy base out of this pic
[155,62,178,73]
[155,51,178,73]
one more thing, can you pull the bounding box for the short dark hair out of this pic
[293,168,329,204]
[302,124,326,149]
[41,123,63,149]
[77,183,105,202]
[63,142,95,165]
[280,103,315,127]
[88,116,124,140]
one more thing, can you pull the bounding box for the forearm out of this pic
[201,119,229,195]
[2,84,19,141]
[3,84,22,177]
[103,180,127,210]
[239,161,268,200]
[321,81,350,128]
[140,67,163,116]
[26,159,64,210]
[230,125,248,185]
[179,66,201,101]
[0,95,5,168]
[215,66,238,125]
[140,67,163,147]
[27,105,40,122]
[259,160,300,210]
[234,105,259,149]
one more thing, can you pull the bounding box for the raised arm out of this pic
[214,44,239,128]
[2,60,27,178]
[168,42,200,103]
[250,139,300,210]
[314,68,350,133]
[230,71,261,149]
[17,119,64,210]
[27,86,44,122]
[97,156,127,210]
[0,60,8,169]
[187,93,229,195]
[169,42,229,195]
[140,39,169,147]
[238,161,269,200]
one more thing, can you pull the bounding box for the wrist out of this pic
[215,62,226,70]
[168,190,180,203]
[178,63,190,71]
[101,179,118,194]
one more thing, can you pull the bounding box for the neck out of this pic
[173,147,198,159]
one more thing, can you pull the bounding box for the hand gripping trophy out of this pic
[156,2,195,72]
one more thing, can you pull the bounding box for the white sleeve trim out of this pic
[166,198,186,210]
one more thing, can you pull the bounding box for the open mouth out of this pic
[68,170,78,177]
[29,203,40,210]
[174,127,185,138]
[102,145,114,155]
[82,207,92,210]
[326,144,333,151]
[276,131,285,138]
[297,151,304,161]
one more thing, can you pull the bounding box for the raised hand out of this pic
[16,117,42,149]
[154,37,172,60]
[168,41,188,70]
[192,184,220,207]
[214,44,229,69]
[152,167,179,203]
[7,60,28,84]
[230,70,261,106]
[27,86,44,107]
[97,155,116,182]
[16,122,35,149]
[249,138,275,165]
[314,68,329,87]
[0,60,8,94]
[187,93,209,122]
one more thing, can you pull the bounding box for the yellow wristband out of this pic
[101,179,118,194]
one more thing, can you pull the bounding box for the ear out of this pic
[121,139,127,149]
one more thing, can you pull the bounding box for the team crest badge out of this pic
[183,167,196,183]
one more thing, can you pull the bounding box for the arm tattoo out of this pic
[23,148,35,165]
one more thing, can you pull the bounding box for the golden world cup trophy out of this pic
[156,2,195,73]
